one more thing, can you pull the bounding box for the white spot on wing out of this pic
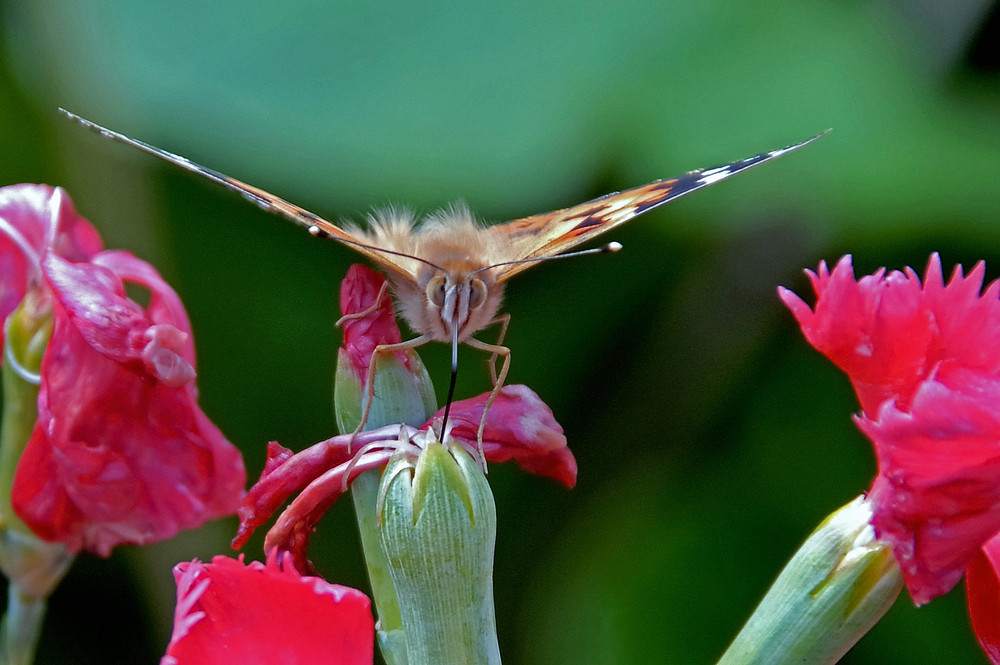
[696,166,735,187]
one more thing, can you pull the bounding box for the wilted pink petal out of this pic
[239,387,574,570]
[233,429,399,551]
[262,448,395,574]
[162,554,373,665]
[236,385,574,560]
[431,385,577,488]
[0,184,102,349]
[11,252,245,555]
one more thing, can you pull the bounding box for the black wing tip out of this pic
[768,128,831,156]
[796,127,832,147]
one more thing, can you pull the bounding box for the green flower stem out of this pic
[334,348,436,665]
[0,299,50,535]
[716,496,902,665]
[379,442,500,665]
[0,296,74,665]
[1,582,47,665]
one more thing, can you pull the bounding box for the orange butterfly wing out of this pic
[59,109,418,284]
[490,132,826,282]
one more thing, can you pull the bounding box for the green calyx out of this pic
[378,440,500,665]
[410,442,475,526]
[334,348,437,437]
[716,496,903,665]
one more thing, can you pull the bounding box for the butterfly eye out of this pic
[468,278,487,310]
[426,276,447,308]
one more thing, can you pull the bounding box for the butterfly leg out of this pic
[464,336,511,464]
[349,335,430,452]
[334,279,391,327]
[484,313,511,385]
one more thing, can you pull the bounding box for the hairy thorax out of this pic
[362,206,509,344]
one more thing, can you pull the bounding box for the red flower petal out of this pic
[859,371,1000,604]
[235,385,573,568]
[339,264,405,379]
[779,255,933,416]
[162,555,373,665]
[0,185,102,349]
[233,437,353,551]
[430,385,577,488]
[968,535,1000,664]
[11,252,245,555]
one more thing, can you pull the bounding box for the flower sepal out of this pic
[334,346,437,437]
[717,496,903,665]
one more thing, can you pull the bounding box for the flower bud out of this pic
[378,436,500,665]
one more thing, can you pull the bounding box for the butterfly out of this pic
[60,108,824,447]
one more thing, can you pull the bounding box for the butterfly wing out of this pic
[59,109,418,283]
[490,132,827,282]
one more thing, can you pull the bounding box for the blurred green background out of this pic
[1,0,999,662]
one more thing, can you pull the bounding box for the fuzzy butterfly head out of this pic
[355,203,506,344]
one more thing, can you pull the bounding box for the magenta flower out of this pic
[162,554,373,665]
[780,254,1000,606]
[1,185,245,555]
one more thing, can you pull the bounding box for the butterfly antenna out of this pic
[439,320,460,439]
[470,241,621,277]
[317,237,447,273]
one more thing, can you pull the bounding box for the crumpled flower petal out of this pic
[161,554,373,665]
[859,370,1000,605]
[11,251,245,555]
[0,184,102,350]
[781,253,1000,605]
[430,385,576,488]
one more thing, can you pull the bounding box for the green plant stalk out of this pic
[334,348,436,665]
[0,297,74,665]
[716,496,902,665]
